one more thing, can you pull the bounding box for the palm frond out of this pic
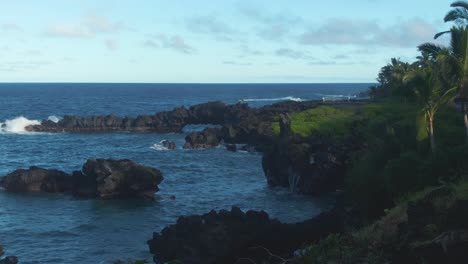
[418,43,443,59]
[434,30,451,39]
[451,1,468,9]
[444,9,468,23]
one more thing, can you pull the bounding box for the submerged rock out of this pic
[160,140,176,150]
[0,166,70,193]
[148,207,342,264]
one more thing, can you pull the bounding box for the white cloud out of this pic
[143,35,195,54]
[45,15,126,38]
[299,17,439,47]
[187,15,236,41]
[275,48,313,60]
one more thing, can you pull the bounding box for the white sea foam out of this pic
[240,96,304,103]
[150,140,170,151]
[150,144,168,151]
[47,115,61,123]
[0,116,41,133]
[315,93,358,101]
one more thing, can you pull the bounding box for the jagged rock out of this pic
[225,144,237,152]
[0,256,18,264]
[148,207,342,264]
[0,166,70,193]
[160,140,176,150]
[0,159,164,200]
[72,159,164,199]
[262,137,347,195]
[183,128,222,149]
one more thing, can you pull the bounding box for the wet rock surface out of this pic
[0,166,70,193]
[183,128,222,149]
[0,159,163,199]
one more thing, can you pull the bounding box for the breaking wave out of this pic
[240,96,304,103]
[0,116,41,133]
[47,115,61,123]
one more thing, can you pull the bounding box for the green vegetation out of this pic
[293,2,468,263]
[297,179,468,264]
[271,105,360,139]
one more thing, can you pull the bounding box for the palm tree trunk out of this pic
[463,102,468,143]
[429,114,436,153]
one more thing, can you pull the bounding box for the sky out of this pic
[0,0,455,83]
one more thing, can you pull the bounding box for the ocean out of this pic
[0,83,369,263]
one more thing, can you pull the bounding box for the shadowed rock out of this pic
[72,159,164,199]
[0,159,163,200]
[148,207,342,264]
[183,128,222,149]
[0,166,70,193]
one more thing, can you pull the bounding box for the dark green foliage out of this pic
[346,100,466,218]
[383,152,425,197]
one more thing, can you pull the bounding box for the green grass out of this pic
[271,105,359,139]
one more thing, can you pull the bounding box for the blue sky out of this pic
[0,0,454,83]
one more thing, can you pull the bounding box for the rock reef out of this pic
[0,159,163,199]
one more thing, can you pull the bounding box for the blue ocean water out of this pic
[0,83,369,263]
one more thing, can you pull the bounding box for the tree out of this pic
[404,63,458,152]
[437,1,468,142]
[373,58,412,98]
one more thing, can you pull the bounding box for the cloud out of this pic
[45,15,125,38]
[299,17,438,47]
[222,60,252,66]
[46,24,90,38]
[0,60,52,72]
[238,6,302,41]
[2,23,22,32]
[143,35,195,54]
[187,15,236,41]
[238,45,263,58]
[275,48,313,60]
[105,39,118,51]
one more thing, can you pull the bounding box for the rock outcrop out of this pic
[262,136,349,195]
[0,166,70,193]
[148,207,342,264]
[72,159,164,199]
[0,159,163,199]
[183,128,222,149]
[160,140,176,150]
[25,100,364,144]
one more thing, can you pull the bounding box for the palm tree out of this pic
[437,1,468,142]
[405,63,458,152]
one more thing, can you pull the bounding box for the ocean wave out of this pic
[0,116,41,134]
[315,93,358,101]
[150,144,168,151]
[47,115,61,123]
[240,96,304,103]
[150,140,171,151]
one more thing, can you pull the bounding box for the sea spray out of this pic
[0,116,41,133]
[240,96,304,102]
[47,115,61,123]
